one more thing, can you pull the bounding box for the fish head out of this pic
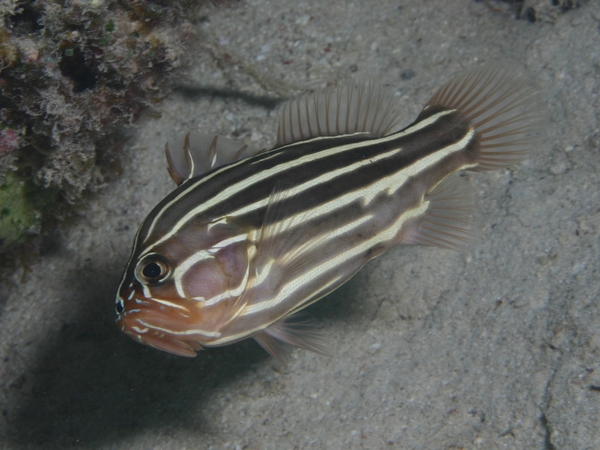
[116,218,253,357]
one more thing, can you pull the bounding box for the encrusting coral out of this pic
[0,0,201,252]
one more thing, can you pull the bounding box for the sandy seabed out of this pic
[1,1,599,449]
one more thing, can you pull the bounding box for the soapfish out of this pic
[115,66,542,359]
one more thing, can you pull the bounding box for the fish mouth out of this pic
[117,307,205,358]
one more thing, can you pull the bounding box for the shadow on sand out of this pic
[4,260,266,447]
[3,83,365,447]
[4,254,361,448]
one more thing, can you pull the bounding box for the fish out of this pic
[115,66,543,360]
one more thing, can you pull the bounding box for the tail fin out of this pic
[423,65,545,171]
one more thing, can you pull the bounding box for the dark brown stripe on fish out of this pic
[140,109,474,252]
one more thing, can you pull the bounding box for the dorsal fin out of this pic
[165,133,263,186]
[275,80,405,147]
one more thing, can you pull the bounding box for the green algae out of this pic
[0,172,57,251]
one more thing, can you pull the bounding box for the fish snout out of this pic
[117,305,203,357]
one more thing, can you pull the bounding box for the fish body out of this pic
[116,67,542,359]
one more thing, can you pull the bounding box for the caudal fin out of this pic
[423,65,545,171]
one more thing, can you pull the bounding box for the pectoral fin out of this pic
[242,181,329,305]
[229,182,334,339]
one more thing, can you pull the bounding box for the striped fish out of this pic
[115,66,542,359]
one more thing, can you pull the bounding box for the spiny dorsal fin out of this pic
[423,65,545,171]
[165,133,263,186]
[401,174,479,251]
[275,80,406,147]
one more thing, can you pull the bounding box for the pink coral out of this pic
[0,128,20,156]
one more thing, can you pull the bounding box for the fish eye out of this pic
[143,262,162,279]
[116,299,124,314]
[135,254,172,284]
